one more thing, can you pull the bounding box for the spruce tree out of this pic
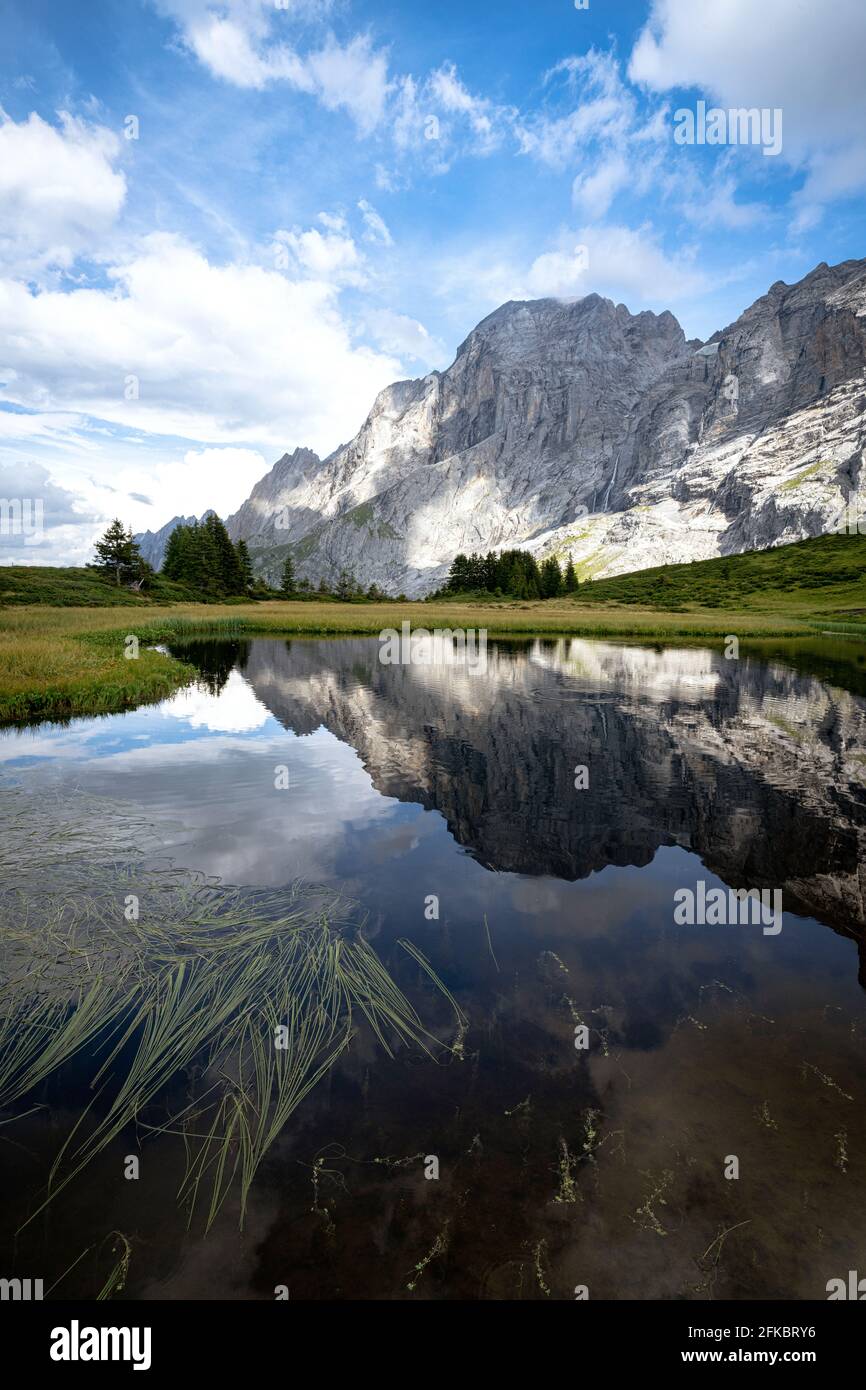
[93,519,142,586]
[204,513,242,595]
[446,553,471,592]
[564,558,578,593]
[188,520,221,597]
[235,539,254,592]
[541,556,563,599]
[483,551,498,592]
[162,524,197,587]
[336,568,357,600]
[280,554,296,597]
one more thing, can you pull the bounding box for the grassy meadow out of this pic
[1,533,864,724]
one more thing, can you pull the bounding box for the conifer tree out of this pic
[93,519,143,586]
[280,554,296,597]
[336,568,358,600]
[541,556,563,598]
[204,513,243,595]
[446,553,471,591]
[235,539,254,592]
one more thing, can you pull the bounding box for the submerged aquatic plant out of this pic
[0,782,465,1233]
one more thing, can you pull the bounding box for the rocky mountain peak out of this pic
[146,257,866,593]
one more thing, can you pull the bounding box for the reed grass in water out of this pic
[0,782,465,1232]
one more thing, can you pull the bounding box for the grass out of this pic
[0,565,200,608]
[576,532,866,612]
[0,783,465,1233]
[0,534,864,724]
[779,461,827,491]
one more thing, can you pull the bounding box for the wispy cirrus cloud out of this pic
[629,0,866,228]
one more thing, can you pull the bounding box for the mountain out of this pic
[223,259,865,594]
[134,511,212,570]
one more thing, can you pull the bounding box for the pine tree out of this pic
[189,520,221,597]
[163,524,200,588]
[483,551,498,592]
[93,519,143,586]
[467,552,486,588]
[336,568,357,600]
[235,539,254,592]
[564,558,578,593]
[280,554,296,597]
[204,513,243,595]
[541,556,563,599]
[446,553,471,592]
[162,526,185,581]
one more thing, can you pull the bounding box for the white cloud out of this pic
[0,410,97,451]
[629,0,866,224]
[0,460,92,564]
[0,111,126,277]
[526,244,592,300]
[435,222,713,323]
[0,460,102,566]
[305,35,390,136]
[517,45,778,234]
[357,199,393,247]
[385,65,516,180]
[516,50,635,168]
[132,447,270,524]
[317,211,348,234]
[0,232,403,457]
[275,223,368,286]
[572,154,630,220]
[427,63,505,155]
[361,309,446,369]
[592,224,709,302]
[676,170,770,231]
[183,14,310,89]
[155,2,390,133]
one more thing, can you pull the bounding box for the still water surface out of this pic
[0,635,864,1299]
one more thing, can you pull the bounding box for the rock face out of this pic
[171,258,866,594]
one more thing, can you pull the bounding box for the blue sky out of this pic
[1,0,864,562]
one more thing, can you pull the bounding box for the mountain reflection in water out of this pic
[0,634,863,1301]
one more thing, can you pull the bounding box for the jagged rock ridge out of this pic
[150,259,866,594]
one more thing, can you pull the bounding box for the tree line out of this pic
[90,515,255,598]
[278,556,403,602]
[436,548,579,599]
[91,521,577,603]
[90,518,404,601]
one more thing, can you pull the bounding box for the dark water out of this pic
[1,635,864,1301]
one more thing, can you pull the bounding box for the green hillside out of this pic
[0,566,202,608]
[577,532,866,618]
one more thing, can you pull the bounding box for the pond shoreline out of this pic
[1,600,864,725]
